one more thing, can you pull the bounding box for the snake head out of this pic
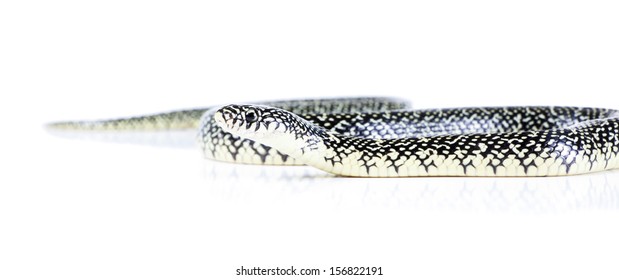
[214,104,330,164]
[214,104,302,139]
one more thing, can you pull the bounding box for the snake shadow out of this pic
[202,162,619,213]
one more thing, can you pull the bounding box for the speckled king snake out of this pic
[49,97,619,177]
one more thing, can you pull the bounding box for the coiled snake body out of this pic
[49,97,619,177]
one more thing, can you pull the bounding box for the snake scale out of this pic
[49,97,619,177]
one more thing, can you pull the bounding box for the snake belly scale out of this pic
[48,97,619,177]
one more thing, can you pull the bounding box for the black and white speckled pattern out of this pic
[48,97,408,132]
[48,109,209,131]
[199,97,410,164]
[214,105,619,177]
[46,97,619,177]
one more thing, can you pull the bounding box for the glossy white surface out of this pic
[2,0,619,279]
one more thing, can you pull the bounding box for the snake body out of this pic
[49,97,619,177]
[213,103,619,177]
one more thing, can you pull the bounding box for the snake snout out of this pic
[214,106,238,133]
[215,105,262,136]
[213,110,226,127]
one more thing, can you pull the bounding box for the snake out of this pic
[48,97,619,177]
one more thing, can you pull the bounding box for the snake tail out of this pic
[46,108,209,131]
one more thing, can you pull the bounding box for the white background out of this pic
[2,0,619,279]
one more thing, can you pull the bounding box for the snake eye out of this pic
[245,111,258,123]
